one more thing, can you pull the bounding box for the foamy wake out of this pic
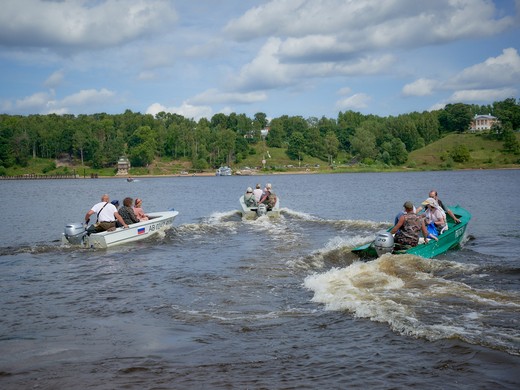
[304,255,520,355]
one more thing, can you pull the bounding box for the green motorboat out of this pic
[351,205,472,259]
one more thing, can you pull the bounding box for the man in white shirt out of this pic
[85,194,128,232]
[253,184,263,203]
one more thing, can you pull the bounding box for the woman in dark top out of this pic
[118,197,140,225]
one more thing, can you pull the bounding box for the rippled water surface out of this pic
[1,170,519,389]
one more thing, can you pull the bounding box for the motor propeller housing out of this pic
[64,223,87,245]
[256,204,267,217]
[374,231,394,257]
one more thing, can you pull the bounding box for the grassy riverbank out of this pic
[2,133,519,178]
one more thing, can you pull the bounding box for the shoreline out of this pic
[1,166,519,180]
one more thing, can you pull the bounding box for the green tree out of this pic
[324,131,339,165]
[493,98,520,131]
[287,131,305,162]
[304,126,325,159]
[438,103,472,133]
[502,126,520,154]
[253,112,268,129]
[266,118,285,148]
[381,138,408,165]
[128,126,157,167]
[350,125,377,160]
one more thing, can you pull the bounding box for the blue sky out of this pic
[1,0,519,121]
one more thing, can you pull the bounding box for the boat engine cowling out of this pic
[64,223,87,245]
[257,204,267,217]
[374,231,394,257]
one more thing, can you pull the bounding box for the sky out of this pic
[1,0,519,121]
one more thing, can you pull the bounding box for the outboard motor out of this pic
[257,204,267,217]
[374,230,394,257]
[63,223,87,245]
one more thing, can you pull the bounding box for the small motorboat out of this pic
[126,177,134,182]
[239,196,280,219]
[351,205,471,259]
[62,210,179,249]
[216,166,232,176]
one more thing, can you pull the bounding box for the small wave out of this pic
[203,210,241,224]
[288,234,377,270]
[281,208,322,221]
[0,242,74,256]
[174,221,238,237]
[149,304,318,323]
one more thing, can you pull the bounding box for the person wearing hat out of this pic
[416,190,460,224]
[391,201,430,249]
[133,198,149,221]
[244,186,257,207]
[259,183,277,211]
[430,190,461,224]
[421,197,447,235]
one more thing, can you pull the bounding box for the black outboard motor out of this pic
[374,231,394,257]
[63,223,87,245]
[257,204,267,217]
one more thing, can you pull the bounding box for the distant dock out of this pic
[0,173,81,180]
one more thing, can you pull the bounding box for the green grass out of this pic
[408,133,520,170]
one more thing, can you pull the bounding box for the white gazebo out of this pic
[116,156,131,176]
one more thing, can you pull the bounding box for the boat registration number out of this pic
[454,227,465,238]
[149,220,169,232]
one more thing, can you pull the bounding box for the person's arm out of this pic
[439,199,460,223]
[433,210,446,226]
[85,210,94,223]
[420,220,430,243]
[114,212,128,228]
[447,208,460,223]
[390,215,405,234]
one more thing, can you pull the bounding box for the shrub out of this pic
[450,144,470,163]
[42,162,56,173]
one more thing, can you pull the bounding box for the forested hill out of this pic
[1,98,519,176]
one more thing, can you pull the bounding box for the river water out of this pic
[0,170,519,389]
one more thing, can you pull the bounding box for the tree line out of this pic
[1,98,519,172]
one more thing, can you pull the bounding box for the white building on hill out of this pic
[469,114,499,132]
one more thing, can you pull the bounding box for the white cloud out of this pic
[44,69,65,88]
[0,0,178,50]
[138,71,157,81]
[59,88,115,107]
[189,89,267,105]
[146,102,213,121]
[405,48,520,110]
[15,91,54,111]
[8,88,116,114]
[225,0,514,49]
[338,87,352,96]
[402,78,439,96]
[335,93,372,111]
[447,48,520,89]
[232,37,396,91]
[447,87,518,103]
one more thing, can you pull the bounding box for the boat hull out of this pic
[239,196,280,219]
[63,210,179,249]
[352,206,471,259]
